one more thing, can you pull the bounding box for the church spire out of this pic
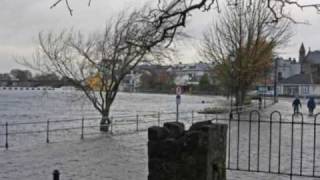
[299,43,305,55]
[299,43,306,62]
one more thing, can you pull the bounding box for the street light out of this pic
[273,58,278,103]
[229,55,236,112]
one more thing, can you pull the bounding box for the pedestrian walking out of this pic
[307,97,316,116]
[292,96,302,114]
[258,96,262,110]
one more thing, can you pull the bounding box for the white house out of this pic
[119,70,141,92]
[275,57,300,81]
[276,43,320,97]
[278,74,320,97]
[171,62,211,86]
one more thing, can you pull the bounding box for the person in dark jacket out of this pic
[257,96,262,110]
[292,97,302,114]
[307,97,316,116]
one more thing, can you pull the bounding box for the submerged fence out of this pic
[0,110,230,149]
[0,99,271,150]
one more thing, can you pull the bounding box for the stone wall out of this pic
[148,121,227,180]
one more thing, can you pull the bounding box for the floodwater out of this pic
[0,90,226,148]
[0,90,227,123]
[0,91,319,180]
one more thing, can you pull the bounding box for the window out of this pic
[303,86,309,95]
[278,72,282,81]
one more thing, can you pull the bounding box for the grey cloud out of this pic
[0,0,319,72]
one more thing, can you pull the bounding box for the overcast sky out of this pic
[1,0,320,73]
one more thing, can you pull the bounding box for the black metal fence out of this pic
[0,110,231,149]
[225,110,320,180]
[0,97,272,150]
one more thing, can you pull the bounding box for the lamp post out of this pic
[264,69,267,108]
[273,58,278,103]
[229,55,236,112]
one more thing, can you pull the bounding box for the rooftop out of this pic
[280,74,313,85]
[305,51,320,64]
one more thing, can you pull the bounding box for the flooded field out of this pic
[0,91,319,180]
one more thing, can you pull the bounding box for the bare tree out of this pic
[50,0,319,46]
[22,12,174,131]
[199,0,291,106]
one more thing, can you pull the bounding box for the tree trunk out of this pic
[240,89,246,106]
[235,88,247,111]
[100,111,111,132]
[235,89,241,107]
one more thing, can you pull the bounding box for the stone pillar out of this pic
[148,121,227,180]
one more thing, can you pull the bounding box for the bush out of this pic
[198,107,229,114]
[244,96,252,105]
[250,95,260,100]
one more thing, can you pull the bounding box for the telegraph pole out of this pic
[264,70,267,108]
[273,58,278,103]
[176,86,182,122]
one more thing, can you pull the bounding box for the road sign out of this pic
[176,94,181,122]
[176,86,182,95]
[175,87,182,122]
[176,95,181,105]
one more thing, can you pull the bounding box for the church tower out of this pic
[299,43,306,74]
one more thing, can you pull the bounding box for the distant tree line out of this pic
[0,69,71,86]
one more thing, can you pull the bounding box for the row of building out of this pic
[121,43,320,97]
[1,43,319,96]
[0,62,212,93]
[119,62,211,92]
[274,43,320,97]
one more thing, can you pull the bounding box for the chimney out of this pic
[293,58,296,63]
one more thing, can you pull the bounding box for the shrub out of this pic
[198,107,229,114]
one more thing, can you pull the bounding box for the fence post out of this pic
[136,115,139,132]
[5,122,8,149]
[191,110,194,124]
[158,112,160,126]
[81,117,84,140]
[46,120,50,143]
[110,116,113,134]
[53,170,60,180]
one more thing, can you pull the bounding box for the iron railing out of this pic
[224,110,320,180]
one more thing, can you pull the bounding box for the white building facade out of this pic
[171,62,211,86]
[275,57,300,81]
